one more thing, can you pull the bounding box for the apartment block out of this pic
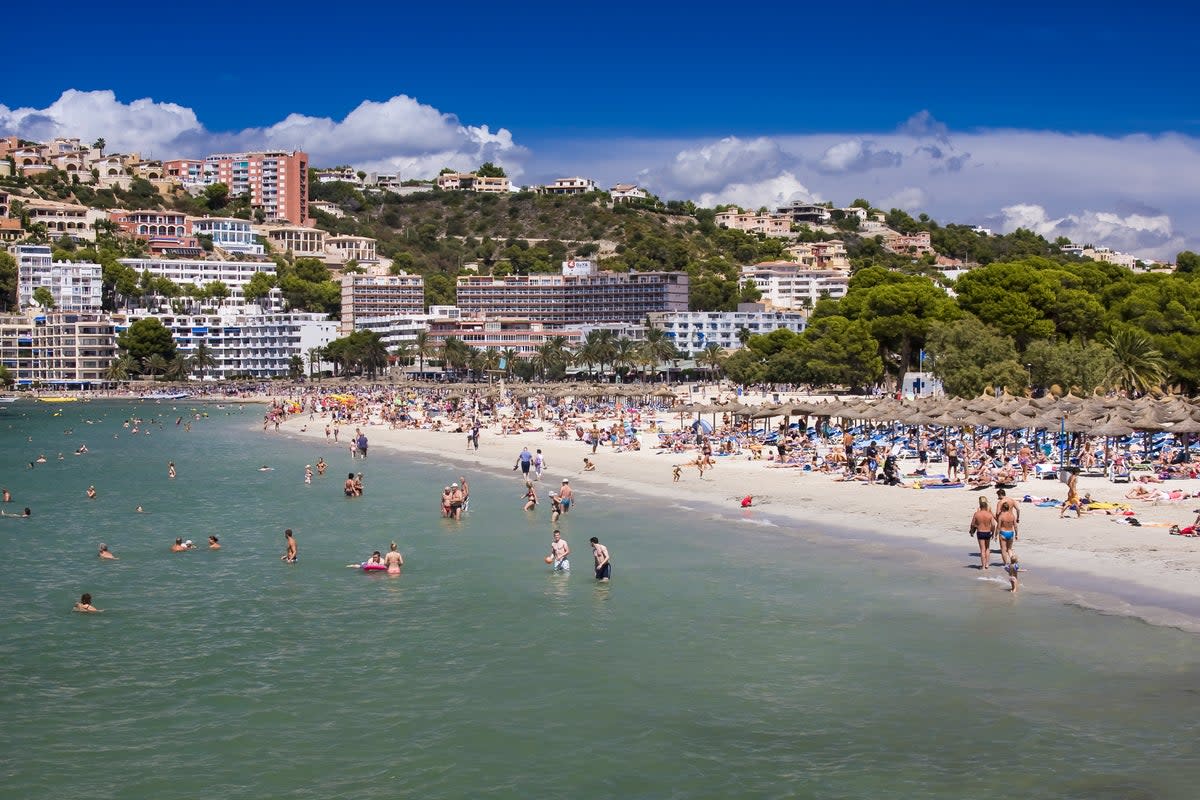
[13,245,103,311]
[0,310,115,387]
[455,261,689,325]
[426,317,582,356]
[118,258,281,308]
[740,262,849,309]
[714,209,793,237]
[203,150,311,225]
[538,177,598,195]
[110,209,202,256]
[340,273,426,334]
[648,304,807,358]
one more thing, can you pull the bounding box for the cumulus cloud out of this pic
[0,89,526,178]
[696,172,818,209]
[639,136,794,195]
[814,138,902,174]
[994,203,1183,256]
[880,187,928,212]
[899,110,950,142]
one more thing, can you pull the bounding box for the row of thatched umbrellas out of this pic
[671,392,1200,436]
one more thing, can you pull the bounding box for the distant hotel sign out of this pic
[561,259,596,277]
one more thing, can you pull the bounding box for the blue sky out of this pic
[3,0,1199,258]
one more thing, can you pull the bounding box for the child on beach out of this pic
[672,465,682,482]
[1005,553,1020,592]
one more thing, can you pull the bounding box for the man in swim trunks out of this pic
[590,536,610,581]
[995,489,1019,568]
[946,441,960,482]
[449,482,465,520]
[969,495,996,571]
[550,529,570,571]
[282,528,298,563]
[344,473,357,497]
[558,479,573,513]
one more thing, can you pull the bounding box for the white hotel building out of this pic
[740,262,850,309]
[13,245,103,311]
[119,258,282,308]
[113,307,338,380]
[190,217,264,256]
[648,304,807,358]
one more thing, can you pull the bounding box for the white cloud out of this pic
[696,172,818,209]
[639,136,793,195]
[0,89,526,178]
[996,203,1183,257]
[814,138,902,174]
[880,187,928,211]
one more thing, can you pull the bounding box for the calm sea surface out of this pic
[1,400,1198,799]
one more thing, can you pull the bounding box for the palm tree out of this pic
[535,335,573,380]
[500,348,520,378]
[307,346,324,380]
[106,354,137,383]
[164,354,193,382]
[699,342,727,380]
[480,347,501,375]
[391,342,413,377]
[92,137,106,158]
[612,337,639,380]
[1104,329,1167,395]
[288,355,305,379]
[361,333,389,379]
[143,353,169,379]
[192,342,217,381]
[413,330,434,377]
[640,325,680,382]
[440,336,471,380]
[580,329,618,378]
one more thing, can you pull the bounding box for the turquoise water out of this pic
[1,400,1199,799]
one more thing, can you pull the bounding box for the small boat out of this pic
[145,392,191,401]
[39,397,78,403]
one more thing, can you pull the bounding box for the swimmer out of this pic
[168,461,176,479]
[304,464,313,485]
[1,507,31,518]
[258,465,273,472]
[170,538,190,552]
[365,550,384,566]
[384,541,404,575]
[98,544,117,560]
[549,529,570,571]
[344,472,357,497]
[282,528,298,562]
[135,505,144,513]
[73,593,102,613]
[316,458,327,476]
[35,454,47,464]
[2,488,11,503]
[208,535,220,550]
[590,536,611,582]
[86,485,97,500]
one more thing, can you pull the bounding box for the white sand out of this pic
[270,400,1200,630]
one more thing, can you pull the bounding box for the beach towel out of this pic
[923,482,964,489]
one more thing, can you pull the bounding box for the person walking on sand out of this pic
[590,536,611,581]
[1005,553,1020,593]
[282,529,298,563]
[534,449,545,481]
[550,529,570,571]
[1060,471,1081,518]
[995,488,1020,567]
[514,447,533,479]
[969,495,997,571]
[946,440,960,482]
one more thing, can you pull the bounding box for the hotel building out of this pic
[13,245,103,311]
[0,310,115,388]
[113,308,338,380]
[119,258,281,308]
[648,304,807,358]
[339,273,426,334]
[740,262,850,309]
[426,317,582,356]
[455,261,689,325]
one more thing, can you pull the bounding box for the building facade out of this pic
[648,305,807,358]
[202,151,311,225]
[190,217,264,256]
[714,209,793,237]
[113,308,337,380]
[119,258,280,308]
[340,273,426,334]
[110,210,202,256]
[266,226,326,258]
[0,310,115,387]
[435,172,511,193]
[456,261,689,325]
[13,245,103,311]
[609,183,648,203]
[740,262,850,309]
[426,317,582,356]
[539,177,598,195]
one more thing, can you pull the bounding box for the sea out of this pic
[1,399,1198,800]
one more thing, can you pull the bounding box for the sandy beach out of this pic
[263,391,1200,631]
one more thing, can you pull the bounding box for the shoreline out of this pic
[269,413,1200,633]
